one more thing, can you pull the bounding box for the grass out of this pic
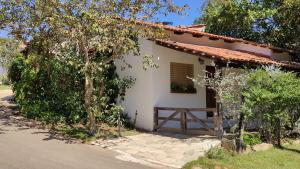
[0,85,11,90]
[184,144,300,169]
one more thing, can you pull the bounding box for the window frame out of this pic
[170,62,197,94]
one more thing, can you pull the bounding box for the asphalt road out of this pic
[0,90,155,169]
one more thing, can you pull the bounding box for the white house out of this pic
[116,23,300,135]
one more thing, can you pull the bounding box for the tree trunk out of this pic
[98,82,105,112]
[275,118,282,148]
[118,111,121,137]
[236,112,245,153]
[84,48,96,135]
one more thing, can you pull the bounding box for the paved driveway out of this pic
[93,132,220,168]
[0,90,156,169]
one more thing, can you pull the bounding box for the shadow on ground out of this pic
[282,147,300,154]
[151,131,218,140]
[0,92,79,144]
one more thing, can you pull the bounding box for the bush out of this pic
[242,132,262,146]
[8,54,25,83]
[243,66,300,146]
[99,104,132,128]
[206,147,234,160]
[0,74,10,85]
[8,54,133,129]
[9,55,86,125]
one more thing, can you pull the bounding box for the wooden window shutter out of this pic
[170,62,196,93]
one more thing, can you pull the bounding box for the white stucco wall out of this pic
[115,39,156,131]
[151,44,214,129]
[117,38,218,131]
[151,45,208,108]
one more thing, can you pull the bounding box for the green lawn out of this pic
[184,144,300,169]
[0,85,11,90]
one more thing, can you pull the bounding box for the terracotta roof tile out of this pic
[142,22,296,54]
[179,24,206,29]
[156,40,300,69]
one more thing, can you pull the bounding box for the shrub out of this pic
[243,66,300,146]
[8,54,25,83]
[206,147,234,160]
[8,54,134,129]
[0,74,10,85]
[9,55,86,125]
[99,104,132,128]
[242,132,262,146]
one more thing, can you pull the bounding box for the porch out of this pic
[153,106,223,138]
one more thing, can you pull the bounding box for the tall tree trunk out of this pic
[275,118,282,147]
[98,82,105,112]
[84,48,96,135]
[236,112,245,153]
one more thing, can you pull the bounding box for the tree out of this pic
[273,0,300,52]
[195,0,300,52]
[243,66,300,147]
[192,63,249,151]
[193,64,300,150]
[1,0,185,134]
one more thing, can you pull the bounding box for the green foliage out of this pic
[9,55,86,125]
[242,132,262,146]
[193,66,248,119]
[100,108,132,128]
[197,0,300,51]
[206,147,234,160]
[242,66,300,145]
[8,54,25,83]
[1,0,186,134]
[193,65,300,148]
[0,74,10,85]
[9,53,134,128]
[170,82,197,93]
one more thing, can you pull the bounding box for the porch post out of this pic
[216,102,223,139]
[213,109,219,137]
[180,110,187,133]
[153,107,159,131]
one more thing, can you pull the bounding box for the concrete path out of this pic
[0,90,156,169]
[93,132,220,168]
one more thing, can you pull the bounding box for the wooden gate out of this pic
[154,107,222,136]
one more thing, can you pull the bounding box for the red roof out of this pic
[182,24,206,29]
[144,22,295,54]
[156,40,300,69]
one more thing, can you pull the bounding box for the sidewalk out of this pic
[93,132,220,168]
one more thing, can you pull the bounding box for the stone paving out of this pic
[92,132,220,168]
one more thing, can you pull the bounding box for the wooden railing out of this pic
[154,107,222,137]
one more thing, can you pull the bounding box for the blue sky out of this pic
[157,0,206,25]
[0,31,8,39]
[0,0,205,38]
